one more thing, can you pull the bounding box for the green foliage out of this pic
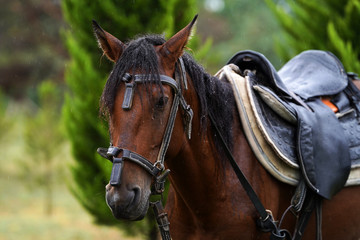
[0,89,12,140]
[61,0,197,238]
[197,0,282,72]
[266,0,360,73]
[0,1,66,99]
[23,80,65,215]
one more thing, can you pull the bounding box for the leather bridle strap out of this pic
[208,112,291,240]
[97,59,192,240]
[97,147,162,185]
[97,57,193,187]
[131,60,193,170]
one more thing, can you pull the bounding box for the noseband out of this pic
[97,57,193,188]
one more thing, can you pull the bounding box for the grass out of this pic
[0,103,142,240]
[0,179,139,240]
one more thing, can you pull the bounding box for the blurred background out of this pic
[1,0,359,239]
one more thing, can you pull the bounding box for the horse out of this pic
[93,15,360,239]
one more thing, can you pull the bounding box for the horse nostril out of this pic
[130,185,141,206]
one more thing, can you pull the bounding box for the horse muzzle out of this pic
[105,183,150,220]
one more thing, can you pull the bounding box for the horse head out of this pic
[93,16,197,221]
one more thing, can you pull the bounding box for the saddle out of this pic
[217,50,360,200]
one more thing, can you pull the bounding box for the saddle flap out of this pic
[294,99,351,199]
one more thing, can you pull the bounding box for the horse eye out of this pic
[155,96,169,109]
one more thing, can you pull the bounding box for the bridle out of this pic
[97,56,291,240]
[97,57,191,239]
[97,56,193,189]
[97,57,192,239]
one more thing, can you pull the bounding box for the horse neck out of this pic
[165,116,229,216]
[165,74,250,219]
[164,70,285,222]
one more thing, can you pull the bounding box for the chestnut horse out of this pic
[93,16,360,239]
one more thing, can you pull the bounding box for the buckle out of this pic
[154,161,164,171]
[97,146,121,161]
[152,169,170,195]
[97,147,112,160]
[257,209,276,232]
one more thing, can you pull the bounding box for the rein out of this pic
[208,112,291,240]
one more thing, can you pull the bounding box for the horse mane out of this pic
[181,53,234,150]
[100,34,234,151]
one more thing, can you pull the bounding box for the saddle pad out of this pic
[216,64,360,187]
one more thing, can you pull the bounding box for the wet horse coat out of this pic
[93,16,360,239]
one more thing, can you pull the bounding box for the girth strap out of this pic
[292,193,322,240]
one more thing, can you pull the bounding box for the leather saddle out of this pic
[220,50,360,200]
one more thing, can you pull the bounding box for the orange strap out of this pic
[321,97,338,113]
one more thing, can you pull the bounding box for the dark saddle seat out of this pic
[227,50,360,199]
[278,50,348,99]
[228,50,349,100]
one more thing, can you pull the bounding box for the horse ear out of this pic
[92,20,125,62]
[160,14,198,62]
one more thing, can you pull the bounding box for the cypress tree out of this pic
[265,0,360,73]
[61,0,196,238]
